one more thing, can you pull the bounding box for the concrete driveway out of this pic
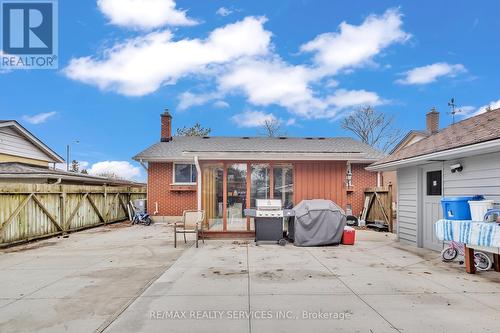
[1,227,500,333]
[0,222,185,333]
[106,231,500,333]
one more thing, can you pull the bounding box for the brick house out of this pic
[134,111,384,235]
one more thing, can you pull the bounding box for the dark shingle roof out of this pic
[133,136,385,161]
[0,163,144,186]
[372,108,500,167]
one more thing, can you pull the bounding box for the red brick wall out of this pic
[147,161,376,218]
[346,163,378,217]
[147,162,197,216]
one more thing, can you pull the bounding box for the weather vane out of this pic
[447,98,461,124]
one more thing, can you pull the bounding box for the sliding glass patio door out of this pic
[201,162,294,232]
[226,163,247,231]
[201,163,224,231]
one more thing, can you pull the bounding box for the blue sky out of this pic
[1,0,499,180]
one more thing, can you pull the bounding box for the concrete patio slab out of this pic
[104,231,500,333]
[2,227,500,332]
[363,293,500,332]
[249,294,396,333]
[0,222,186,333]
[107,295,249,333]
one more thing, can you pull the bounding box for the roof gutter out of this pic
[367,137,500,171]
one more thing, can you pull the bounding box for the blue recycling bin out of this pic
[441,196,483,220]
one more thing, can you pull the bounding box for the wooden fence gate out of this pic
[0,183,146,247]
[362,185,394,232]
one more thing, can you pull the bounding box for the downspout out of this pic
[377,172,381,187]
[138,159,148,172]
[194,155,202,211]
[139,159,156,214]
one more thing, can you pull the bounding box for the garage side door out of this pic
[422,166,443,251]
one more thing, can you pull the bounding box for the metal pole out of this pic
[66,145,70,171]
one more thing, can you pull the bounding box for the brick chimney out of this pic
[160,109,172,142]
[426,107,439,134]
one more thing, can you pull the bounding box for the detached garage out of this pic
[368,108,500,251]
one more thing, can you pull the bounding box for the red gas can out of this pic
[342,226,355,245]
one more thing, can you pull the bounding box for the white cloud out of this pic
[79,161,90,169]
[64,16,271,96]
[326,89,383,109]
[22,111,57,124]
[300,8,409,74]
[178,91,221,110]
[285,118,296,126]
[396,62,466,85]
[218,58,383,118]
[88,161,141,180]
[66,9,406,119]
[97,0,197,29]
[213,100,229,108]
[232,110,278,128]
[220,58,315,109]
[214,9,401,118]
[55,163,67,171]
[461,99,500,118]
[216,7,232,17]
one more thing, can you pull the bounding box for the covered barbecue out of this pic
[293,199,346,246]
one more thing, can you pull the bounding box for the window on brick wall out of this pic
[173,163,197,184]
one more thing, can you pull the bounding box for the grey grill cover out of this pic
[293,200,346,246]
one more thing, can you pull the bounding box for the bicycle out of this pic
[132,211,152,226]
[441,240,492,271]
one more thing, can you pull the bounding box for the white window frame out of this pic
[172,162,197,185]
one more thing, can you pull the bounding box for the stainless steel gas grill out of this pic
[244,199,294,246]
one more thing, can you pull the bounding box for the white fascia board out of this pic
[367,138,500,171]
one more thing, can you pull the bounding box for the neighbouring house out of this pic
[0,120,64,167]
[133,110,384,235]
[0,120,142,186]
[368,108,500,251]
[381,108,437,214]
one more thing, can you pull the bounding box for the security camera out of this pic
[450,163,463,173]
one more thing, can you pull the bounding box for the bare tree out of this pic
[258,119,286,137]
[176,122,211,136]
[96,172,121,179]
[341,106,403,152]
[69,160,79,172]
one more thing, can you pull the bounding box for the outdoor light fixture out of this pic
[346,162,353,187]
[450,163,463,173]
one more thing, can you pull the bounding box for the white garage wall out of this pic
[444,151,500,207]
[397,166,420,245]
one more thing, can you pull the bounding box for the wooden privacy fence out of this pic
[362,185,394,232]
[0,183,146,247]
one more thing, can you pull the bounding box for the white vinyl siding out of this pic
[0,126,53,162]
[443,151,500,207]
[397,166,419,245]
